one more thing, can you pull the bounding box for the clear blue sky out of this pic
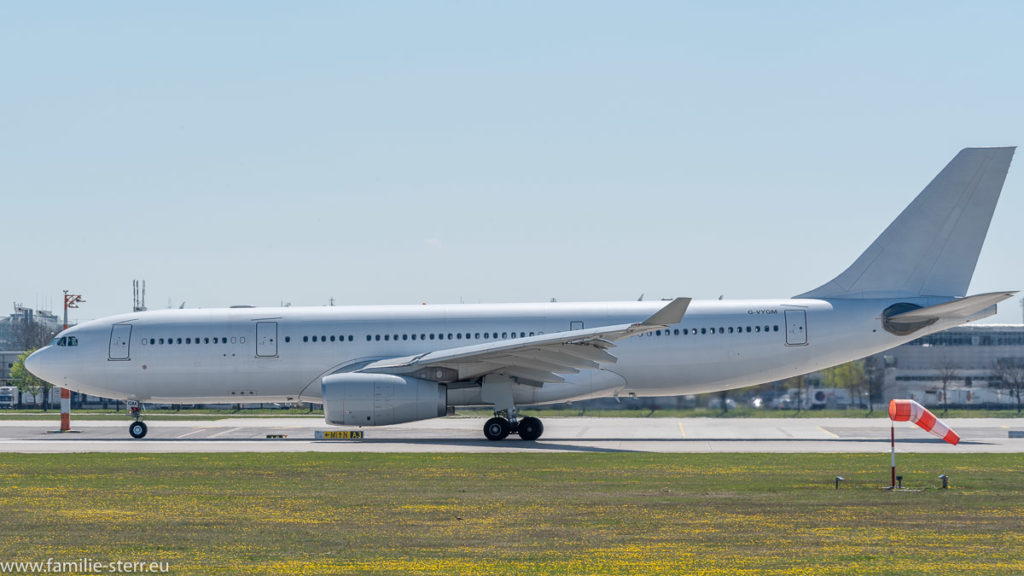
[3,2,1022,324]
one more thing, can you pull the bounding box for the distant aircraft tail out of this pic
[798,147,1015,299]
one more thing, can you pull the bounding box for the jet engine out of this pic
[321,373,447,426]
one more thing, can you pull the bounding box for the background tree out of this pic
[862,355,887,415]
[9,350,53,411]
[937,359,960,415]
[821,360,867,409]
[11,316,58,350]
[783,374,805,412]
[993,358,1024,414]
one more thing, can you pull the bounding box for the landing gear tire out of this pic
[129,421,148,439]
[483,417,510,441]
[517,416,544,441]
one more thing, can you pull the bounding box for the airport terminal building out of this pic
[879,324,1024,408]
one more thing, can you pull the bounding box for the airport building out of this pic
[0,304,61,349]
[879,324,1024,408]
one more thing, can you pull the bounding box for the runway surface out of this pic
[1,416,1022,453]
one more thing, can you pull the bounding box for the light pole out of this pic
[60,290,84,432]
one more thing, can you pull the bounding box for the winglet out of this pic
[642,297,690,326]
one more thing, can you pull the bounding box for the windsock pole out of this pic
[890,422,896,489]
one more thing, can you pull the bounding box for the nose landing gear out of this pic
[127,401,148,439]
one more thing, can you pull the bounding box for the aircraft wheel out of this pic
[129,421,148,439]
[483,417,510,441]
[517,417,544,441]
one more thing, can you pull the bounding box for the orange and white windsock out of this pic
[888,399,960,445]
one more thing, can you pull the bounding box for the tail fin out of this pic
[798,147,1015,299]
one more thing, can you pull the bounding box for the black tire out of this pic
[517,416,544,441]
[483,417,510,441]
[129,421,148,439]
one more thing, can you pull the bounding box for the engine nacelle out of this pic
[321,373,446,426]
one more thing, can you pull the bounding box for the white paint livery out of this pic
[25,148,1017,440]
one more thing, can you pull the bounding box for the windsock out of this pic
[888,399,960,445]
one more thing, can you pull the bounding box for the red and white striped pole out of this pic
[61,290,84,433]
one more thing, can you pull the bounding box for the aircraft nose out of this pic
[24,348,45,380]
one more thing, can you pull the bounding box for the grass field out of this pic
[1,453,1022,575]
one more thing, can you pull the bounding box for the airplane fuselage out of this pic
[32,296,971,408]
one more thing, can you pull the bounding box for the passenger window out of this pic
[429,334,435,340]
[755,326,761,333]
[285,337,291,343]
[185,338,191,344]
[774,325,779,332]
[447,334,453,340]
[150,338,155,345]
[746,326,752,333]
[403,334,408,341]
[700,328,706,335]
[348,335,354,342]
[330,335,336,342]
[303,336,309,343]
[384,335,390,341]
[375,335,381,341]
[484,333,489,339]
[457,333,462,340]
[366,335,372,342]
[764,325,769,333]
[673,329,679,335]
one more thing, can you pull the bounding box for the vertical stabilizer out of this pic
[798,147,1014,299]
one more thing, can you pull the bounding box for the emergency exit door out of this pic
[109,324,132,360]
[256,322,278,357]
[785,310,807,346]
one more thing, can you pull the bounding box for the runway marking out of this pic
[176,429,208,439]
[817,426,840,439]
[678,422,686,438]
[208,427,240,439]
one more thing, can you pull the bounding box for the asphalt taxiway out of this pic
[1,416,1022,453]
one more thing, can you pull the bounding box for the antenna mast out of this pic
[133,280,147,312]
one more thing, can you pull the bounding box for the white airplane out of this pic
[26,147,1017,441]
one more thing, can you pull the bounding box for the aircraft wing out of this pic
[361,297,689,385]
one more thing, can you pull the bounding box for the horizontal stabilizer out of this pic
[884,291,1016,334]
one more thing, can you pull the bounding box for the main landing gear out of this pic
[483,414,544,441]
[480,374,544,441]
[127,401,148,439]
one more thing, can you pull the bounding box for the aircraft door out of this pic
[109,324,132,360]
[570,321,584,331]
[256,322,278,357]
[785,310,807,346]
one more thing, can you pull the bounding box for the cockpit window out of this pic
[51,336,78,347]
